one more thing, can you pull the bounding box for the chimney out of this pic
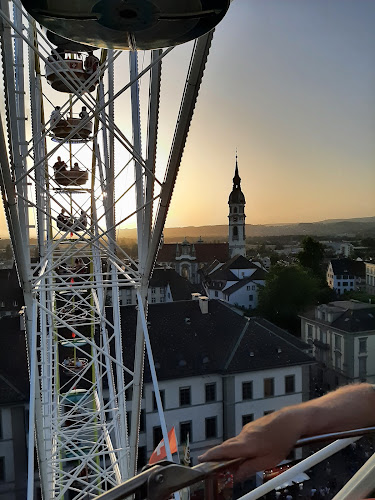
[199,296,209,314]
[191,293,201,301]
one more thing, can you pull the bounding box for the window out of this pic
[264,378,274,398]
[0,454,9,481]
[205,383,216,402]
[153,426,163,449]
[264,410,275,416]
[246,286,251,291]
[180,421,192,444]
[242,381,253,400]
[137,446,147,470]
[335,351,342,370]
[126,386,133,401]
[151,287,156,294]
[242,414,254,426]
[343,281,348,287]
[140,409,145,433]
[151,297,156,303]
[127,411,131,434]
[160,297,165,303]
[215,291,218,298]
[320,329,327,343]
[126,299,132,305]
[307,324,313,340]
[285,375,295,394]
[359,338,367,354]
[152,390,165,411]
[179,386,191,406]
[248,294,253,301]
[252,285,256,290]
[335,334,342,351]
[233,226,238,240]
[205,417,217,439]
[359,356,367,379]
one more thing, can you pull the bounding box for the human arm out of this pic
[198,383,375,479]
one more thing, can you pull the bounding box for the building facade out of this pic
[365,261,375,295]
[300,300,375,390]
[326,258,366,295]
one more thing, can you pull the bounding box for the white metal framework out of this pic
[0,0,215,498]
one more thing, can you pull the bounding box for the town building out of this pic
[120,299,312,467]
[326,258,366,295]
[365,261,375,295]
[202,254,267,310]
[0,316,30,500]
[300,300,375,390]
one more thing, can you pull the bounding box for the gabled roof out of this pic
[329,258,366,277]
[150,268,199,301]
[219,254,258,271]
[207,269,238,282]
[117,301,313,382]
[223,276,260,296]
[301,301,375,333]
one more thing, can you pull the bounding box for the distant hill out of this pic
[118,216,375,242]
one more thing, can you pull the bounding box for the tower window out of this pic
[234,207,238,213]
[233,226,238,240]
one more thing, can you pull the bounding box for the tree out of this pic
[258,264,321,334]
[298,236,325,276]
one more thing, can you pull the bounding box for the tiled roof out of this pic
[117,301,313,382]
[329,259,366,277]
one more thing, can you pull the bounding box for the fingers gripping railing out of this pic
[94,427,375,500]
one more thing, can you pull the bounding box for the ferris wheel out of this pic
[0,1,230,498]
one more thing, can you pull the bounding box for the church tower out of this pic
[228,155,246,258]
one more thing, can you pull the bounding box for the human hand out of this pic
[198,407,307,480]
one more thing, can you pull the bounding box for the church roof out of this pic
[157,242,229,263]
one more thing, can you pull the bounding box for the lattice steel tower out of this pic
[0,1,230,498]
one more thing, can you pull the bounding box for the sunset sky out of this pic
[1,0,375,237]
[162,0,375,227]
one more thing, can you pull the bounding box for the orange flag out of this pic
[149,427,177,465]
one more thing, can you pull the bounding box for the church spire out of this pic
[233,151,241,189]
[228,151,246,258]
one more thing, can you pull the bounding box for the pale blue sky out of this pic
[164,0,375,226]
